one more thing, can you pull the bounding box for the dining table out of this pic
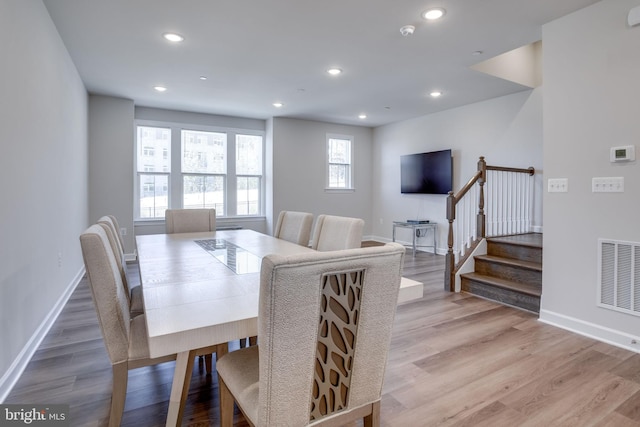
[135,229,423,426]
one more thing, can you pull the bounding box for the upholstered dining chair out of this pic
[80,224,228,426]
[216,242,406,427]
[165,208,216,233]
[310,214,364,251]
[97,217,143,318]
[273,210,314,246]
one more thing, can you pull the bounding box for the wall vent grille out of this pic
[598,239,640,316]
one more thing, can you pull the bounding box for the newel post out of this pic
[477,156,486,239]
[445,191,456,292]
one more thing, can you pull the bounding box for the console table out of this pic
[392,221,437,256]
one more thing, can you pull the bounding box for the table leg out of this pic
[166,350,196,427]
[412,226,417,257]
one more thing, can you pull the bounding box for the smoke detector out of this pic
[400,25,415,36]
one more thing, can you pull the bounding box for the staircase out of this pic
[460,233,542,313]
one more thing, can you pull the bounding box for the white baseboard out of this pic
[531,225,543,233]
[0,266,85,403]
[539,309,640,354]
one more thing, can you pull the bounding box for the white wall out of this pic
[372,89,544,252]
[540,0,640,351]
[0,0,88,399]
[270,118,374,236]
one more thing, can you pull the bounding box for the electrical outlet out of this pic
[120,227,127,236]
[57,251,63,268]
[548,178,568,193]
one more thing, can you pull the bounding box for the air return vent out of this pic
[598,239,640,316]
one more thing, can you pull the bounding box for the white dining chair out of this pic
[216,243,405,427]
[98,216,144,317]
[165,208,216,233]
[273,210,314,246]
[310,214,364,251]
[80,224,227,426]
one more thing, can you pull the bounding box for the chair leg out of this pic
[109,362,128,427]
[205,354,213,374]
[364,401,380,427]
[219,376,235,427]
[248,336,257,346]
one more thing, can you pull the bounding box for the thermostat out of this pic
[610,145,635,162]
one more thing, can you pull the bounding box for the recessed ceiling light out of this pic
[163,32,184,42]
[422,8,446,20]
[273,102,284,108]
[430,90,442,98]
[327,68,343,76]
[358,114,367,119]
[154,86,167,92]
[199,76,207,80]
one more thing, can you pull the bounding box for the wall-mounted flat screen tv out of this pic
[400,149,453,194]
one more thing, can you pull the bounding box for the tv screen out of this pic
[400,149,453,194]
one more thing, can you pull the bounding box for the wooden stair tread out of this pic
[461,272,541,297]
[475,254,542,271]
[487,233,542,249]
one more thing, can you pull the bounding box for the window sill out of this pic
[324,188,355,193]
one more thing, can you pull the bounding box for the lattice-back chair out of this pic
[273,210,314,246]
[216,242,405,426]
[165,208,216,234]
[310,214,364,251]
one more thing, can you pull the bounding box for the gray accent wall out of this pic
[540,0,640,349]
[270,118,374,237]
[88,96,135,252]
[0,0,88,398]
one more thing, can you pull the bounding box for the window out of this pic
[326,134,353,190]
[181,130,226,213]
[135,122,264,220]
[136,126,170,219]
[236,134,263,215]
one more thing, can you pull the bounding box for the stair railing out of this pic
[445,157,534,291]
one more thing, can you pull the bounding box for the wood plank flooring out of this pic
[5,248,640,426]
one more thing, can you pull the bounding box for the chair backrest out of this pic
[256,243,405,426]
[273,211,314,246]
[107,214,126,253]
[165,208,216,234]
[79,224,132,365]
[311,214,364,251]
[97,223,131,303]
[97,216,124,259]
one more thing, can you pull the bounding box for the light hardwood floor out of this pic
[5,249,640,426]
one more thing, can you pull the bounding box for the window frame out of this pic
[325,133,355,192]
[134,119,265,221]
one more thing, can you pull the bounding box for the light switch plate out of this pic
[592,177,624,192]
[548,178,568,193]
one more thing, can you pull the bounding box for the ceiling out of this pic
[43,0,599,127]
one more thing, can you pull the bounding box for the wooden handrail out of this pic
[487,165,535,176]
[444,157,534,291]
[452,170,482,203]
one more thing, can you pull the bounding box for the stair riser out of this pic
[488,242,542,264]
[475,259,541,286]
[461,278,540,313]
